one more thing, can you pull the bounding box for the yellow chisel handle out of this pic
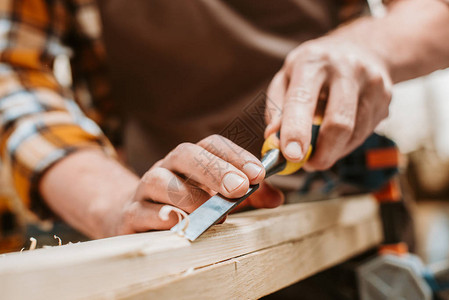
[261,121,321,176]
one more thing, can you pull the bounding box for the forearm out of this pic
[332,0,449,83]
[39,150,139,238]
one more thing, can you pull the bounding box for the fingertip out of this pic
[222,172,250,198]
[232,180,250,198]
[242,162,265,184]
[282,141,304,162]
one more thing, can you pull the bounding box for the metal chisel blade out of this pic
[170,184,259,241]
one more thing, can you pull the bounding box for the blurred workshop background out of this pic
[377,69,449,266]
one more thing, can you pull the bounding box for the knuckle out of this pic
[285,44,328,69]
[304,52,329,67]
[343,52,358,65]
[302,43,327,59]
[169,142,194,160]
[209,134,226,143]
[366,71,392,104]
[141,170,155,185]
[365,66,389,87]
[175,142,194,153]
[199,134,228,149]
[327,113,355,135]
[141,168,166,188]
[382,85,393,102]
[200,134,217,143]
[286,86,314,104]
[368,73,384,87]
[326,51,341,64]
[284,51,298,67]
[141,169,159,186]
[197,136,210,146]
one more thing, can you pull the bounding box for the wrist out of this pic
[89,175,138,238]
[83,154,140,238]
[331,0,449,83]
[40,149,139,239]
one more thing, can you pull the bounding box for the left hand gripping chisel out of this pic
[171,123,320,241]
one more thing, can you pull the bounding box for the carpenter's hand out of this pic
[265,35,393,170]
[113,135,283,235]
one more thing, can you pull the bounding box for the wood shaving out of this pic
[158,205,190,235]
[54,235,62,246]
[29,238,37,250]
[184,267,194,275]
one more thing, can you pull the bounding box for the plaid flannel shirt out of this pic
[0,0,116,215]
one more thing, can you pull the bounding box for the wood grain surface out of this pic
[0,194,381,300]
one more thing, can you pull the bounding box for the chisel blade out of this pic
[170,184,259,241]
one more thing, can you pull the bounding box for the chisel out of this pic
[171,123,320,241]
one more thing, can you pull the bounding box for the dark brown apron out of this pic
[98,0,341,175]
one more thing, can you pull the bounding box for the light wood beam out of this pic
[0,194,381,300]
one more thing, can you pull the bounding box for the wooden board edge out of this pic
[113,216,382,300]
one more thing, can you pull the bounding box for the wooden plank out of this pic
[0,195,381,300]
[119,218,381,300]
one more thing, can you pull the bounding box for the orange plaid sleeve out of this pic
[0,0,115,216]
